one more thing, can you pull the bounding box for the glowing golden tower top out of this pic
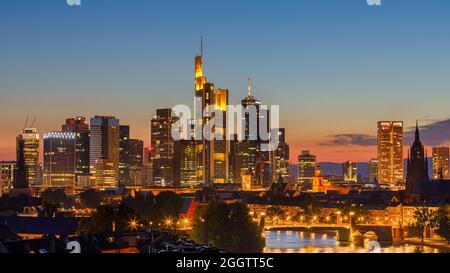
[195,37,206,91]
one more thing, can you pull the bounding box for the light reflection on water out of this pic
[263,230,443,253]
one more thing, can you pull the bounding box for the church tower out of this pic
[406,121,430,198]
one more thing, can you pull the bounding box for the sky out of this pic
[1,0,450,163]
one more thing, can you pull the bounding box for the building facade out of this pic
[343,161,358,183]
[16,128,40,187]
[151,109,177,186]
[90,116,120,189]
[432,146,449,180]
[377,121,404,185]
[369,158,379,184]
[298,150,317,187]
[62,117,90,187]
[0,161,16,195]
[43,132,76,188]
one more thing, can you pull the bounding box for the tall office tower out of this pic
[119,125,131,185]
[432,146,450,180]
[90,116,120,189]
[129,139,144,185]
[343,161,358,183]
[151,109,177,186]
[193,39,230,186]
[273,128,290,180]
[14,140,28,189]
[43,132,76,188]
[369,158,379,184]
[298,150,317,187]
[211,88,229,184]
[62,117,90,187]
[377,121,404,185]
[0,161,16,195]
[241,77,269,187]
[16,128,40,187]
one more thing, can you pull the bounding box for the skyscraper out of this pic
[432,146,449,180]
[343,161,358,183]
[62,117,90,187]
[151,109,177,186]
[90,116,120,189]
[119,125,131,185]
[298,150,316,187]
[369,158,379,184]
[129,139,144,185]
[193,39,230,186]
[43,132,76,188]
[377,121,404,185]
[240,77,269,187]
[273,128,290,180]
[14,140,28,189]
[16,128,40,187]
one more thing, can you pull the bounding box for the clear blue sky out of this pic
[1,0,450,162]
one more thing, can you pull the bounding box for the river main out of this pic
[263,230,446,253]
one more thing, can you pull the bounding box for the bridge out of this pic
[265,224,393,242]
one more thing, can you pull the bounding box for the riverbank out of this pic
[399,238,450,252]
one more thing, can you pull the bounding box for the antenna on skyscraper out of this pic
[24,115,29,129]
[200,36,203,57]
[30,117,36,128]
[248,76,252,96]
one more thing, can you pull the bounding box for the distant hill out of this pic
[290,158,434,179]
[289,162,369,179]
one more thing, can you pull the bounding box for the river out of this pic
[263,230,446,253]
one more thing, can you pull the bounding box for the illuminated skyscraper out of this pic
[90,116,120,189]
[43,132,76,188]
[240,77,269,187]
[369,158,379,184]
[16,128,40,187]
[193,39,229,186]
[298,150,316,187]
[273,128,290,180]
[62,117,90,187]
[151,109,177,186]
[342,161,358,183]
[377,121,404,185]
[432,146,450,180]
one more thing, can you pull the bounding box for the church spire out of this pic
[415,120,420,142]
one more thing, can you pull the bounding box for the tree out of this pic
[42,188,67,206]
[79,189,103,209]
[192,202,264,253]
[123,191,155,220]
[153,191,184,222]
[39,202,60,218]
[266,206,286,224]
[434,204,450,243]
[298,194,321,226]
[78,203,139,234]
[412,207,434,243]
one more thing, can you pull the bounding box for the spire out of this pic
[247,76,251,97]
[200,36,203,57]
[415,120,420,142]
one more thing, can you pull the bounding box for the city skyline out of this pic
[2,0,450,163]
